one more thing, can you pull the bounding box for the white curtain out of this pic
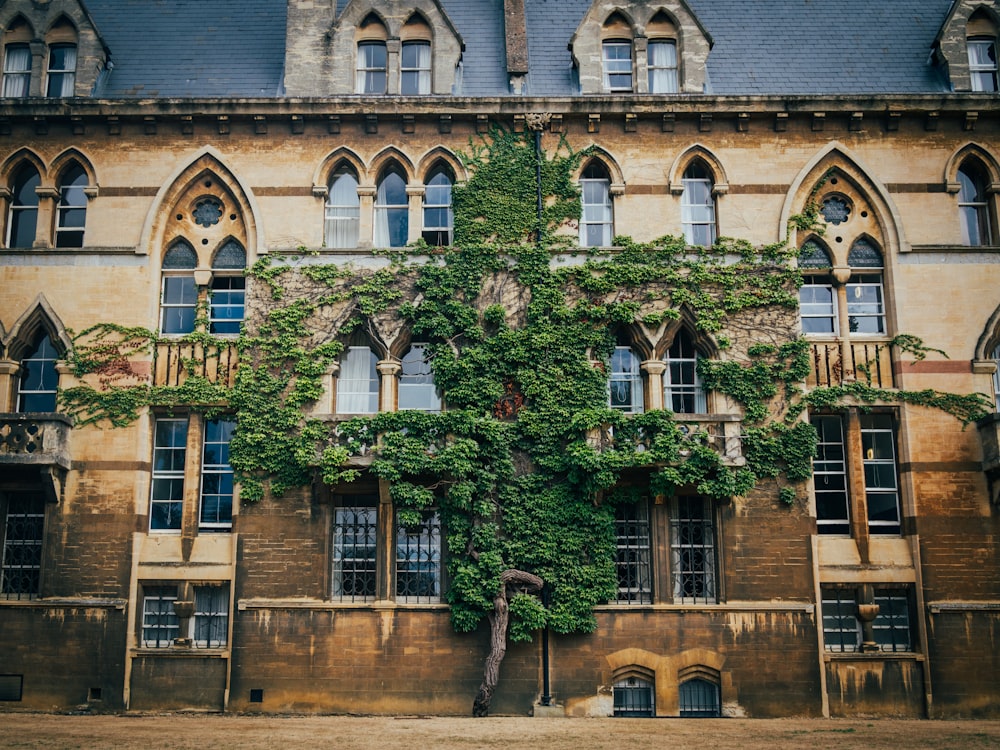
[325,172,360,248]
[56,46,77,96]
[412,42,431,94]
[648,41,678,94]
[3,46,31,97]
[374,172,408,247]
[337,346,378,413]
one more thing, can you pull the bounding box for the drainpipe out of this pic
[540,584,552,706]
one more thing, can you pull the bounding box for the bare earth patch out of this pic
[3,713,1000,750]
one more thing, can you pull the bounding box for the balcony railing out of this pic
[153,341,239,388]
[808,340,894,389]
[596,414,745,466]
[0,413,72,471]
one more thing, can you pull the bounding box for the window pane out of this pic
[670,497,716,603]
[17,335,59,412]
[333,504,378,601]
[2,45,30,97]
[615,501,651,603]
[142,587,179,647]
[337,346,379,413]
[396,511,441,603]
[194,585,229,647]
[200,418,235,529]
[1,493,45,599]
[398,344,441,412]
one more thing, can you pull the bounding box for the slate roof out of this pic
[78,0,958,98]
[85,0,287,97]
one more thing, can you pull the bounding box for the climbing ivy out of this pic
[58,127,991,645]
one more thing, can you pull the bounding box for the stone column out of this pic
[641,360,666,411]
[0,360,20,411]
[357,185,376,249]
[386,39,401,95]
[34,186,58,248]
[833,267,852,381]
[376,359,401,412]
[406,185,425,245]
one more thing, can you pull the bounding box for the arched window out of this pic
[401,41,431,95]
[337,345,379,414]
[17,333,59,412]
[210,240,246,335]
[46,43,76,97]
[7,163,40,248]
[2,42,31,97]
[679,678,721,717]
[398,343,440,412]
[798,240,836,335]
[846,238,885,335]
[681,162,716,247]
[609,344,643,413]
[55,163,88,248]
[160,241,198,334]
[613,675,654,717]
[580,161,613,247]
[958,160,992,246]
[663,329,706,414]
[325,166,360,248]
[422,167,453,246]
[374,166,408,247]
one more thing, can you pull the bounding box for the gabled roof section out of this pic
[933,0,1000,91]
[84,0,286,97]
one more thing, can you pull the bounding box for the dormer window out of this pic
[46,44,76,97]
[602,40,633,92]
[2,43,30,97]
[357,41,388,94]
[401,41,431,95]
[969,38,998,91]
[648,40,678,93]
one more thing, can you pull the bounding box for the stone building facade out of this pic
[1,0,1000,718]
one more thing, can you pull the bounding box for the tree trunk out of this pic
[472,568,543,717]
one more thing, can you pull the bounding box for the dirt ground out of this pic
[3,713,1000,750]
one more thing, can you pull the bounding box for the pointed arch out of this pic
[210,236,247,269]
[45,12,79,37]
[945,142,1000,192]
[49,147,97,187]
[668,145,729,195]
[779,142,906,254]
[798,235,834,269]
[139,147,263,259]
[606,647,663,674]
[847,234,884,268]
[416,146,466,182]
[1,148,46,184]
[315,146,368,190]
[0,13,36,39]
[368,146,416,181]
[975,301,1000,359]
[6,295,72,361]
[574,145,626,188]
[602,9,639,34]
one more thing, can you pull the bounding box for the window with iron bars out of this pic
[332,504,378,602]
[613,675,654,717]
[614,501,652,603]
[396,511,441,603]
[679,678,721,717]
[141,584,229,648]
[821,586,913,653]
[670,497,717,603]
[1,492,45,600]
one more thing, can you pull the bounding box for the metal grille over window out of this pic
[670,497,716,603]
[396,511,441,603]
[872,589,912,652]
[822,588,860,652]
[333,505,378,602]
[142,586,179,647]
[1,493,45,600]
[614,502,652,603]
[822,587,912,653]
[194,585,229,647]
[613,676,654,717]
[17,334,59,413]
[679,679,721,717]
